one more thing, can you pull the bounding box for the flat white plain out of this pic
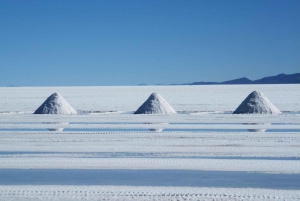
[0,84,299,201]
[0,84,299,112]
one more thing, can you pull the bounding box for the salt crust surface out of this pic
[0,186,299,201]
[1,85,299,112]
[0,85,299,200]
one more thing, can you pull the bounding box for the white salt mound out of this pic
[34,93,77,114]
[134,92,176,114]
[233,91,281,114]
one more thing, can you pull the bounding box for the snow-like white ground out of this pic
[0,84,299,112]
[0,85,299,200]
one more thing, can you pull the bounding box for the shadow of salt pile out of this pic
[42,122,69,132]
[33,93,77,131]
[149,128,164,132]
[134,92,176,132]
[242,123,271,132]
[233,91,280,133]
[144,123,169,132]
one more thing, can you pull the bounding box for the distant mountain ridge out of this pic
[190,73,300,85]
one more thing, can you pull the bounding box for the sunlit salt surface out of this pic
[0,85,299,200]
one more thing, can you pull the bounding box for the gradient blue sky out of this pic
[0,0,299,86]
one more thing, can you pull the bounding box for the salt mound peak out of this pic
[233,91,281,114]
[134,92,176,114]
[34,93,77,114]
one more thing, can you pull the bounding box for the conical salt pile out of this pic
[34,93,77,114]
[233,91,281,114]
[134,92,176,114]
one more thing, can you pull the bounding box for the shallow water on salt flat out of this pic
[0,169,299,189]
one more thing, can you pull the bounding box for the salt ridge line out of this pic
[1,132,299,145]
[0,114,299,123]
[0,158,299,173]
[1,132,299,153]
[1,145,298,157]
[0,149,298,158]
[1,131,299,139]
[1,131,298,141]
[0,152,299,159]
[1,131,299,134]
[1,138,298,146]
[0,123,299,129]
[0,186,299,201]
[1,131,299,143]
[1,137,298,148]
[0,142,299,157]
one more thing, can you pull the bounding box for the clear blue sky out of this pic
[0,0,299,86]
